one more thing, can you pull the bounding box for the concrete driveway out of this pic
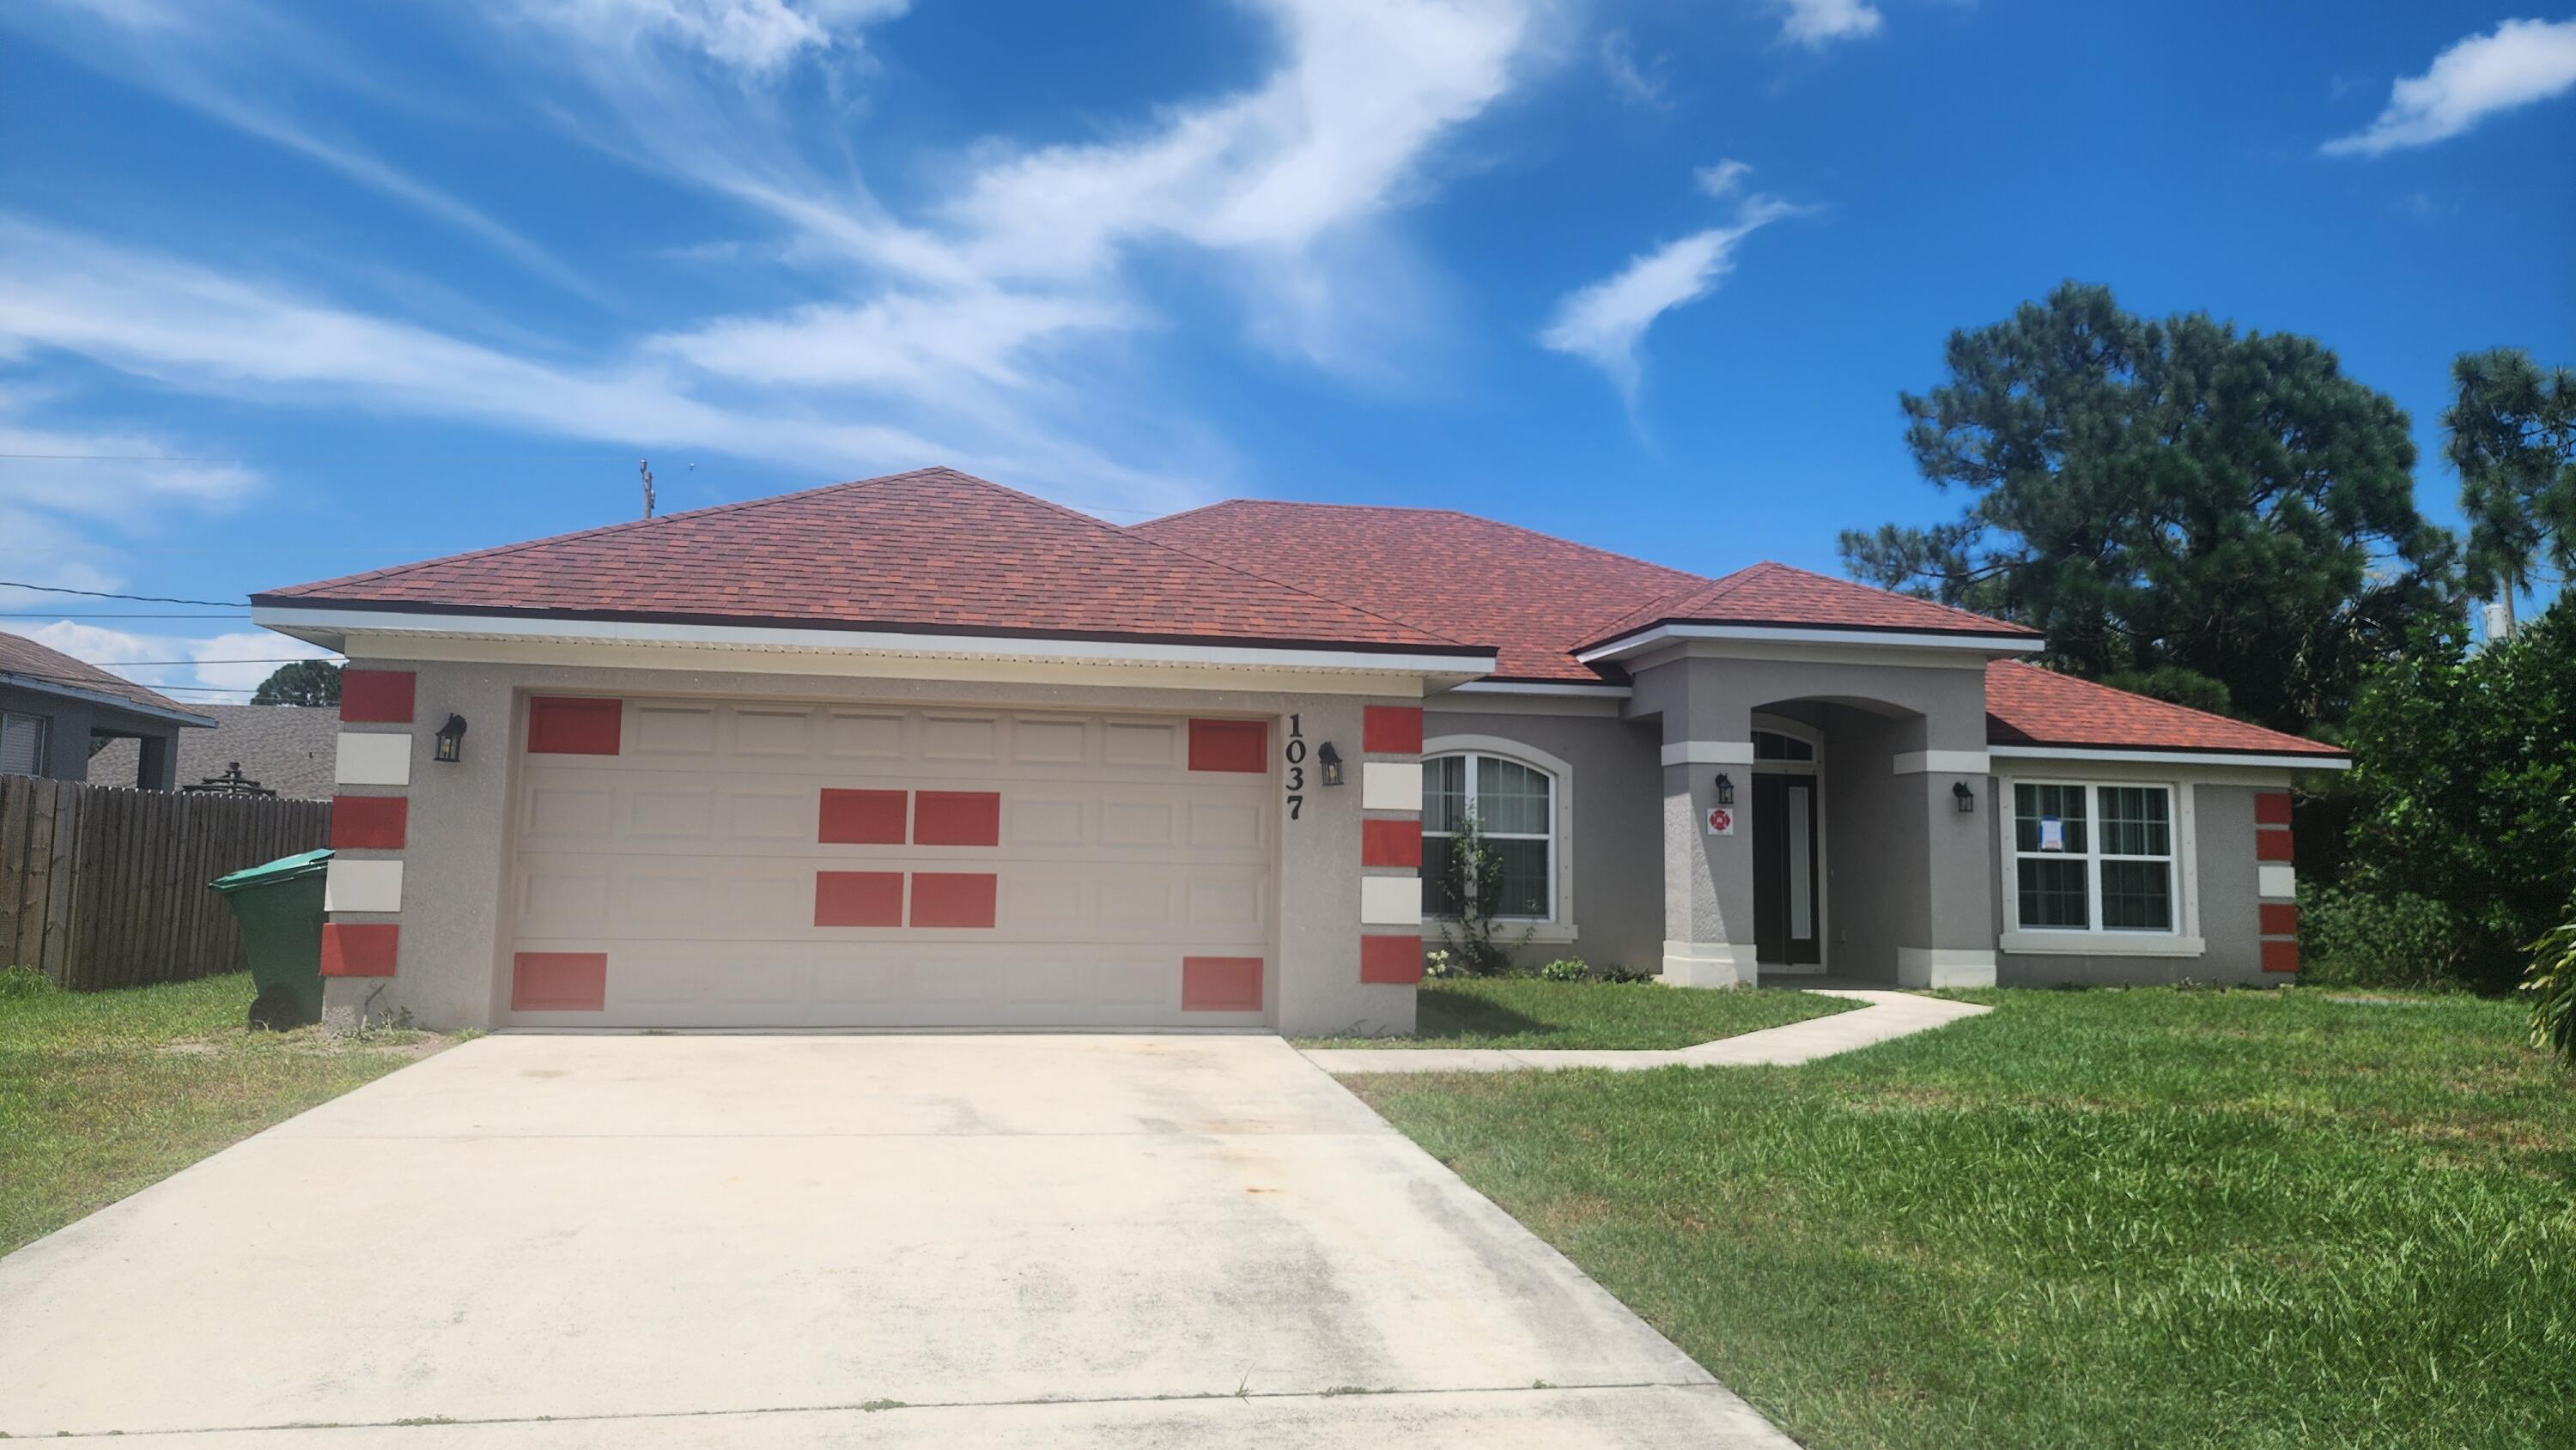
[0,1034,1789,1447]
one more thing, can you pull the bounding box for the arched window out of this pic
[1423,751,1556,919]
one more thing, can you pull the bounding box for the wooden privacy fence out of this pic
[0,776,331,990]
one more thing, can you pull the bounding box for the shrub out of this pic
[1431,813,1534,975]
[0,965,54,1001]
[1422,949,1460,980]
[2527,906,2576,1065]
[2298,884,2467,991]
[1538,958,1588,983]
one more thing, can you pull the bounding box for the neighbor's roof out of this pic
[1984,661,2348,759]
[88,704,341,798]
[1130,500,1705,682]
[0,630,210,725]
[1581,562,2043,652]
[255,468,1482,658]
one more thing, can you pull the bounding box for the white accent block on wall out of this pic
[1898,947,1997,989]
[325,858,405,913]
[1361,761,1421,812]
[1893,749,1991,775]
[2257,864,2297,899]
[335,731,413,787]
[1660,740,1756,767]
[1360,875,1422,925]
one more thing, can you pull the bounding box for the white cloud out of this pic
[507,0,906,73]
[12,622,337,701]
[2322,17,2576,156]
[1540,196,1800,404]
[1695,159,1753,197]
[1771,0,1881,49]
[1599,28,1668,108]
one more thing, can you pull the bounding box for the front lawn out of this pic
[0,971,449,1256]
[1345,987,2576,1449]
[1297,976,1856,1050]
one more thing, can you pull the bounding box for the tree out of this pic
[2333,599,2576,993]
[252,659,342,707]
[2445,347,2576,607]
[1841,282,2458,737]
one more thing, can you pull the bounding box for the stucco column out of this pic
[137,733,178,791]
[1656,701,1757,988]
[1892,749,2001,988]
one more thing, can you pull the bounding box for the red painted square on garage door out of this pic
[819,789,908,844]
[527,696,622,755]
[1182,956,1263,1011]
[914,791,1001,846]
[910,872,998,928]
[815,871,904,927]
[1188,718,1268,773]
[512,952,607,1010]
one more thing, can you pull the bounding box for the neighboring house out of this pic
[0,631,214,788]
[90,705,342,798]
[251,467,2342,1034]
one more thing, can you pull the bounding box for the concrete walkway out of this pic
[1300,989,1990,1075]
[0,1034,1794,1448]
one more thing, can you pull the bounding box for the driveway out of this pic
[0,1034,1789,1447]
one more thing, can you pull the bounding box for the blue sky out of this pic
[2,0,2571,701]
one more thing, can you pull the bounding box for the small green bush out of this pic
[0,965,55,1001]
[2298,884,2467,990]
[1538,957,1588,983]
[2526,907,2576,1065]
[1422,949,1460,980]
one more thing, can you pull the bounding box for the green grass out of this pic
[0,971,447,1256]
[1296,976,1857,1051]
[1345,987,2576,1449]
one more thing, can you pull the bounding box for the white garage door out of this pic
[503,695,1277,1028]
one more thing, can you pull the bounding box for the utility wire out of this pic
[0,665,262,694]
[0,579,245,606]
[0,613,252,620]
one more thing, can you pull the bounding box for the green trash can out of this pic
[210,847,333,1029]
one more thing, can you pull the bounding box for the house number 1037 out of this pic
[1284,713,1306,821]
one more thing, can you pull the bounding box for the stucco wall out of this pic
[0,686,185,786]
[1993,778,2275,986]
[1421,706,1664,974]
[321,658,1418,1035]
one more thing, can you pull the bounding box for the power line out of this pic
[0,579,244,606]
[0,665,262,694]
[0,613,253,620]
[70,658,331,668]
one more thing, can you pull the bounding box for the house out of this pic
[0,632,215,787]
[251,468,2342,1034]
[89,704,342,798]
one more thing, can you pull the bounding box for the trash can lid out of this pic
[210,847,335,893]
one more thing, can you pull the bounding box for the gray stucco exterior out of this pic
[0,681,191,789]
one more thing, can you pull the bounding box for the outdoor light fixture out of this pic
[1953,780,1976,813]
[1316,741,1345,786]
[1714,772,1735,807]
[434,713,468,765]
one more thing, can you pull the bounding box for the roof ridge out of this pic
[257,468,957,599]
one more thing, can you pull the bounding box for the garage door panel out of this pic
[507,699,1273,1027]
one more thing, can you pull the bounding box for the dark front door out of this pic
[1752,774,1822,967]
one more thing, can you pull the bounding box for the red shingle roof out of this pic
[1129,501,1704,682]
[1985,661,2347,758]
[255,468,1480,658]
[1583,562,2041,649]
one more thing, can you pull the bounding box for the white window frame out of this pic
[1418,736,1576,943]
[1998,775,2203,956]
[0,711,52,777]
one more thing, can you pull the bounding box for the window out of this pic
[0,712,50,777]
[1752,729,1814,761]
[2012,782,2174,932]
[1423,752,1554,919]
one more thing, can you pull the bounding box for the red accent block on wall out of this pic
[1363,705,1424,755]
[819,789,908,845]
[914,791,1001,846]
[2255,791,2293,826]
[2257,828,2295,863]
[330,795,409,851]
[338,669,416,725]
[1188,718,1268,773]
[512,952,607,1010]
[1182,956,1263,1011]
[2262,938,2301,974]
[319,923,399,978]
[910,872,998,928]
[814,871,903,927]
[1360,934,1425,985]
[1361,818,1423,869]
[527,696,622,755]
[2259,902,2300,937]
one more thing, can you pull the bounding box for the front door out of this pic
[1752,774,1821,967]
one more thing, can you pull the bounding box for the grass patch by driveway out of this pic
[0,971,450,1256]
[1344,987,2576,1449]
[1297,977,1857,1051]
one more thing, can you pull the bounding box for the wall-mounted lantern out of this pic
[1714,772,1735,807]
[1952,780,1976,813]
[1316,741,1345,786]
[434,713,468,765]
